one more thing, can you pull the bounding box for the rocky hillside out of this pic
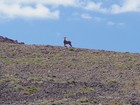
[0,36,24,44]
[0,39,140,105]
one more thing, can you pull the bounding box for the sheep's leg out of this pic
[64,43,67,47]
[69,43,72,47]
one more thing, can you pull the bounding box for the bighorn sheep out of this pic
[64,37,72,47]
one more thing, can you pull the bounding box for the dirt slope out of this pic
[0,42,140,105]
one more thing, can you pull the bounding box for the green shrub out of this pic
[69,48,75,51]
[78,87,95,93]
[67,80,76,84]
[23,86,40,95]
[107,80,118,84]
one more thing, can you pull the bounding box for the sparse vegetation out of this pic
[78,87,95,93]
[0,40,140,105]
[23,86,40,95]
[69,48,75,51]
[80,98,89,103]
[107,79,118,84]
[67,80,76,84]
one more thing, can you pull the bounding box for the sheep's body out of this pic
[64,37,72,47]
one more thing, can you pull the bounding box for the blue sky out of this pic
[0,0,140,53]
